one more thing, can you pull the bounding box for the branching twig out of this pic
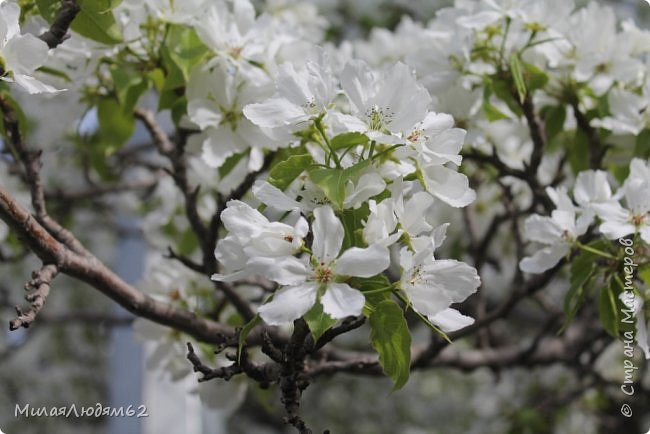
[311,316,366,353]
[186,342,243,381]
[9,264,58,330]
[0,94,90,257]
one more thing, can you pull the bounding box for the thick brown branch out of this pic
[38,0,81,49]
[0,185,240,344]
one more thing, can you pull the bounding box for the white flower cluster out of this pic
[520,158,650,273]
[132,0,484,328]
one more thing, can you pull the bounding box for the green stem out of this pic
[367,140,376,159]
[576,242,617,260]
[362,286,395,295]
[314,118,341,168]
[371,143,404,161]
[499,17,512,67]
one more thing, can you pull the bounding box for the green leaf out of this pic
[483,101,510,122]
[369,300,411,390]
[97,98,135,153]
[35,0,60,22]
[491,78,524,117]
[635,129,650,159]
[568,129,590,175]
[219,151,247,179]
[349,274,393,317]
[71,0,123,45]
[308,160,371,209]
[599,277,620,338]
[110,65,148,114]
[523,62,549,91]
[238,315,261,363]
[268,154,314,190]
[164,25,210,81]
[304,301,337,342]
[330,132,369,150]
[509,53,527,103]
[339,203,370,250]
[160,44,186,92]
[562,250,596,329]
[0,91,28,139]
[544,106,566,145]
[640,264,650,288]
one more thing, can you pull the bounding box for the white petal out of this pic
[428,308,475,332]
[247,256,310,285]
[599,221,636,240]
[401,192,434,235]
[591,202,629,223]
[406,282,453,317]
[3,34,48,73]
[252,180,302,211]
[10,74,62,94]
[457,11,502,29]
[312,206,344,263]
[334,244,391,277]
[200,127,248,168]
[523,215,563,244]
[258,283,319,326]
[519,243,569,273]
[321,283,365,319]
[340,59,373,113]
[187,99,223,129]
[421,259,481,304]
[243,97,305,128]
[421,165,476,207]
[344,172,386,208]
[574,170,612,206]
[221,200,269,240]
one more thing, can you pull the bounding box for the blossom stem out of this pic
[314,118,342,168]
[576,242,616,260]
[361,286,395,295]
[371,144,403,161]
[368,141,376,159]
[499,17,512,66]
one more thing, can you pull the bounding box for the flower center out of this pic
[366,105,394,131]
[314,263,333,283]
[220,107,242,130]
[302,97,320,115]
[407,265,423,286]
[229,46,243,59]
[630,212,648,227]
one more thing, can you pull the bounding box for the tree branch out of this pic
[38,0,81,49]
[9,264,58,330]
[0,185,240,345]
[0,94,90,257]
